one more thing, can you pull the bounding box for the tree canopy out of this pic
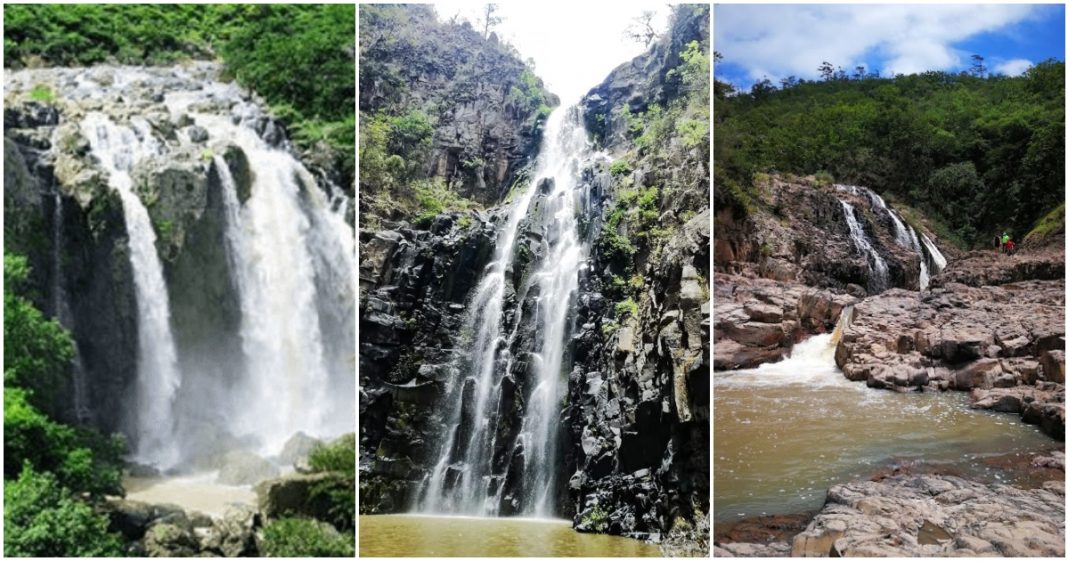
[715,58,1065,247]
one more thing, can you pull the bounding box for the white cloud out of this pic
[714,5,1040,82]
[993,58,1033,76]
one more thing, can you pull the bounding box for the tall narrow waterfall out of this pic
[418,105,591,517]
[81,112,182,468]
[840,200,889,293]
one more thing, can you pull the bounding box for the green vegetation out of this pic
[4,4,356,186]
[592,6,709,330]
[1024,202,1065,244]
[609,158,633,177]
[260,518,354,557]
[29,84,53,102]
[307,435,356,535]
[4,467,124,557]
[581,506,610,532]
[614,298,639,320]
[359,4,554,225]
[715,55,1065,247]
[5,254,127,556]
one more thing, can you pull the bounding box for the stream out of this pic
[713,332,1055,524]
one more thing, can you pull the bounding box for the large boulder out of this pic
[104,500,187,541]
[255,472,337,522]
[217,450,279,486]
[278,431,322,466]
[199,505,257,557]
[144,522,199,558]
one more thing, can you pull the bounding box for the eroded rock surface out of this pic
[791,475,1065,557]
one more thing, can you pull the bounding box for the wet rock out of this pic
[217,450,279,485]
[255,472,337,522]
[144,522,199,557]
[104,500,186,541]
[199,506,257,557]
[186,125,209,143]
[278,431,321,466]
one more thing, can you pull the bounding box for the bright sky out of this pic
[432,1,671,103]
[715,4,1066,90]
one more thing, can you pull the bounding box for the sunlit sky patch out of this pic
[714,4,1065,91]
[432,1,672,103]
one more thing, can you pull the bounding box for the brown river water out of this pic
[714,333,1055,524]
[358,514,663,556]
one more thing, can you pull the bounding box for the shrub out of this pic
[609,158,632,177]
[3,466,124,557]
[29,84,53,102]
[260,518,354,557]
[307,435,355,531]
[4,254,74,416]
[614,298,639,319]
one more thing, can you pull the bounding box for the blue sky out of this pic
[715,4,1065,90]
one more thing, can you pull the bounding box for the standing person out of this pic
[1001,232,1010,252]
[1006,237,1015,255]
[993,234,1001,251]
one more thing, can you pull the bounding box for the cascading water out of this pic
[418,105,591,517]
[50,64,355,470]
[81,112,182,468]
[840,200,889,293]
[49,189,91,424]
[838,184,947,290]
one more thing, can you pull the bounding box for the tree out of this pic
[751,78,775,100]
[480,4,501,39]
[4,466,124,557]
[971,54,986,78]
[624,10,658,47]
[819,61,834,81]
[854,66,866,80]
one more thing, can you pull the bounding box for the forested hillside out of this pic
[358,5,556,228]
[5,4,355,187]
[714,58,1065,247]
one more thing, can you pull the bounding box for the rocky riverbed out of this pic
[714,175,1065,557]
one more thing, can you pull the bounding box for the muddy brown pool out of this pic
[714,334,1054,524]
[358,514,663,556]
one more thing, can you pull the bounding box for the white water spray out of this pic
[418,105,591,516]
[81,112,181,468]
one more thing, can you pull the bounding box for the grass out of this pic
[29,84,54,102]
[1024,202,1065,244]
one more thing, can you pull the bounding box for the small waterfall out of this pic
[920,233,948,272]
[418,106,590,516]
[839,184,946,290]
[840,200,889,293]
[81,112,181,468]
[50,190,91,424]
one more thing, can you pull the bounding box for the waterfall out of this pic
[838,184,946,290]
[418,105,590,517]
[188,111,355,454]
[50,189,91,424]
[920,233,948,272]
[81,112,181,468]
[62,65,354,469]
[840,200,889,293]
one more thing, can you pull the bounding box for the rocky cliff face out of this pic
[359,5,558,210]
[358,4,710,553]
[4,64,352,442]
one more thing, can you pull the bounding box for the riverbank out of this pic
[713,175,1065,557]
